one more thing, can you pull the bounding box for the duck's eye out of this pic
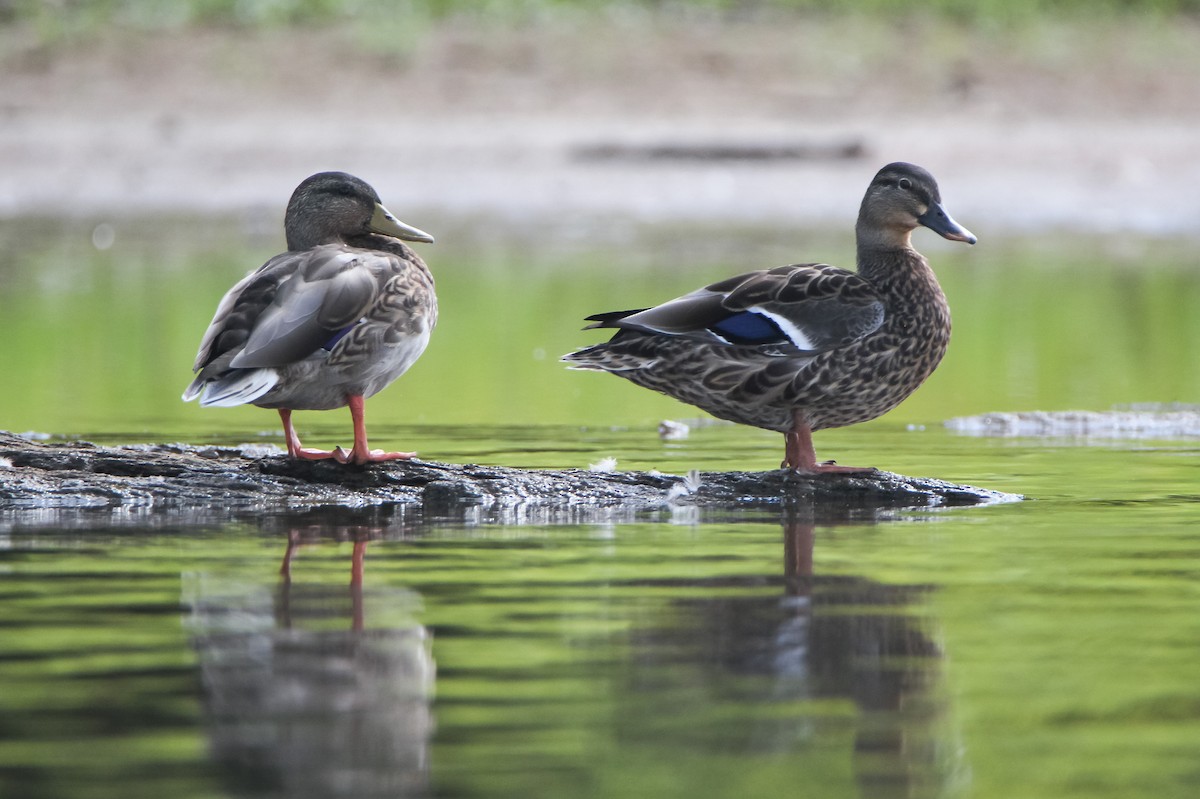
[898,177,913,191]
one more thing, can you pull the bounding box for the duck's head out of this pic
[857,162,976,249]
[284,171,435,251]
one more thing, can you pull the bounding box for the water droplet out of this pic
[92,223,116,251]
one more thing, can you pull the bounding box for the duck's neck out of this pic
[854,223,914,276]
[854,224,916,277]
[855,227,945,311]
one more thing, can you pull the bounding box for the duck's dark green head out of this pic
[284,171,435,251]
[859,162,976,247]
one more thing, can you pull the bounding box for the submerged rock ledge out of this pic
[0,432,1016,523]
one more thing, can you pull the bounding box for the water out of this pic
[1,218,1199,798]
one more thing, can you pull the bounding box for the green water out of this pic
[1,217,1199,798]
[2,217,1198,458]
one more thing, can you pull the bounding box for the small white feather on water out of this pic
[588,456,619,473]
[658,420,690,440]
[666,469,703,502]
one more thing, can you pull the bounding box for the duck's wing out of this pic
[190,245,380,380]
[229,247,381,369]
[587,264,885,354]
[189,267,264,374]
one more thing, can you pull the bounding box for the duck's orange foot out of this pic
[782,459,878,475]
[333,446,418,465]
[290,447,341,461]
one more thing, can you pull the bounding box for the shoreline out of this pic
[2,18,1198,233]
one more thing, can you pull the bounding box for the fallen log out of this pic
[0,431,1017,525]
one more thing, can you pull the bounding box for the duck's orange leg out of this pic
[278,408,339,460]
[332,394,417,465]
[782,412,876,474]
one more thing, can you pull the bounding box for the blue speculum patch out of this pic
[321,324,355,352]
[709,311,784,345]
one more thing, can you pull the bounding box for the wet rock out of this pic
[421,480,485,511]
[0,432,1018,524]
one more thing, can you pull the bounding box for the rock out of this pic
[946,408,1200,439]
[0,431,1018,525]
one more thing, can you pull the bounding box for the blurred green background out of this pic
[1,0,1198,445]
[1,217,1198,445]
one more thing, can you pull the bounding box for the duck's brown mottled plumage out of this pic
[563,162,975,472]
[184,171,436,465]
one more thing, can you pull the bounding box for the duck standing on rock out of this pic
[563,162,975,473]
[183,172,436,465]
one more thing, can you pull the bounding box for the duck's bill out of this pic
[370,203,435,243]
[918,201,977,245]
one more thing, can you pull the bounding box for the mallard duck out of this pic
[183,171,436,465]
[563,162,975,473]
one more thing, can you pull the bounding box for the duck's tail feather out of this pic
[182,368,280,407]
[181,377,205,403]
[562,345,655,373]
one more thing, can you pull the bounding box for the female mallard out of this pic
[563,162,975,473]
[183,171,436,465]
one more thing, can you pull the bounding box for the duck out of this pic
[183,171,436,465]
[563,162,975,473]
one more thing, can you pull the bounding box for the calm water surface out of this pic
[1,218,1198,798]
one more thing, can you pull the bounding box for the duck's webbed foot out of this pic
[292,447,342,461]
[785,459,878,475]
[333,445,418,465]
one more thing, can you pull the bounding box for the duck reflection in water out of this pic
[183,509,434,799]
[623,515,960,798]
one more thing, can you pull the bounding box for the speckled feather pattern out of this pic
[189,236,436,411]
[260,244,436,410]
[565,250,950,434]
